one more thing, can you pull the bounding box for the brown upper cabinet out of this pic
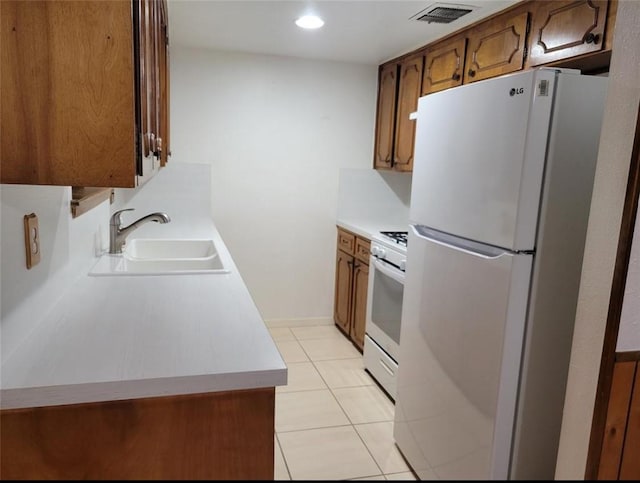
[422,36,467,95]
[374,54,424,172]
[1,0,170,188]
[372,0,617,173]
[464,10,530,84]
[393,54,424,172]
[140,0,170,166]
[527,0,609,67]
[374,63,399,169]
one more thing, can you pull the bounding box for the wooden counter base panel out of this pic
[0,387,275,480]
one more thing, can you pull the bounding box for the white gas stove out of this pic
[364,230,408,400]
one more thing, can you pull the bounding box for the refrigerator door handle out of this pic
[411,225,512,260]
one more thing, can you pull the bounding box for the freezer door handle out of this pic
[411,225,512,260]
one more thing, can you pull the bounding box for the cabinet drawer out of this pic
[355,237,371,264]
[337,228,356,255]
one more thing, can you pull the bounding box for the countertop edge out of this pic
[1,368,287,410]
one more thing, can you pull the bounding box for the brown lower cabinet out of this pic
[0,388,275,480]
[333,227,370,351]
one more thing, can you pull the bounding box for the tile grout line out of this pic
[274,432,293,480]
[282,325,387,480]
[277,325,414,480]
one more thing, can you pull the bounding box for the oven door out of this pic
[366,255,405,362]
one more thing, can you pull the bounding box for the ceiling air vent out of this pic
[412,3,475,24]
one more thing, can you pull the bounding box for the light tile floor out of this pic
[269,324,418,481]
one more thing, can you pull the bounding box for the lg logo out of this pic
[510,87,524,96]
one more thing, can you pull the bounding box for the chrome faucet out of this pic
[109,208,171,254]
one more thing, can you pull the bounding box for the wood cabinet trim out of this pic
[603,0,617,50]
[616,351,640,363]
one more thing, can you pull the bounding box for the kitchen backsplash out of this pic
[0,184,109,363]
[337,168,411,226]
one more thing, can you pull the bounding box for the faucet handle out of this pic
[110,208,135,226]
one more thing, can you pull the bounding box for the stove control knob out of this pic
[400,259,406,271]
[372,246,387,258]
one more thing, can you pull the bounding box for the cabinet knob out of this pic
[452,72,461,81]
[468,69,476,78]
[153,137,163,158]
[585,33,601,45]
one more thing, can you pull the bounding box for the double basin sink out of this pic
[89,239,229,276]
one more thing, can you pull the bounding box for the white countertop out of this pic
[1,164,287,410]
[336,218,409,241]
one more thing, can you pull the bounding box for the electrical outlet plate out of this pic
[23,213,40,269]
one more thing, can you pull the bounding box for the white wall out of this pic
[555,0,640,477]
[0,185,109,362]
[170,46,378,322]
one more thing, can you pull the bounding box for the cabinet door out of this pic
[374,63,398,169]
[158,0,170,166]
[528,0,609,67]
[393,54,423,172]
[350,262,369,351]
[423,37,466,95]
[464,11,529,84]
[334,249,353,335]
[139,0,161,158]
[1,0,137,187]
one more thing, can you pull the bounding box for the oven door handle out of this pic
[372,258,405,285]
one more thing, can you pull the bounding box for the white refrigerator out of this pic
[393,68,608,480]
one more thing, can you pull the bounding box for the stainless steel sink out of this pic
[89,239,230,276]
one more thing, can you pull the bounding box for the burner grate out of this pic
[380,231,408,247]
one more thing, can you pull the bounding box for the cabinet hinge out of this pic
[523,45,528,61]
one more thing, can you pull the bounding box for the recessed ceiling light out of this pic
[295,15,324,29]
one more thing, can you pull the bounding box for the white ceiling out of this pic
[168,0,520,65]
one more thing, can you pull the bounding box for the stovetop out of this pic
[379,231,408,248]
